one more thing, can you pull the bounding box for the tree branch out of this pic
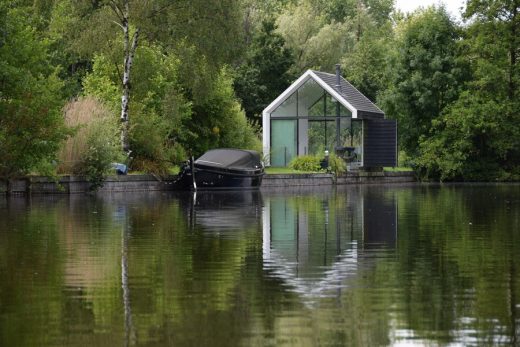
[111,20,124,30]
[108,0,124,23]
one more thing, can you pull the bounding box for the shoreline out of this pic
[1,171,416,195]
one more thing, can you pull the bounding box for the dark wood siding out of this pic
[363,119,397,167]
[358,111,384,120]
[363,190,397,248]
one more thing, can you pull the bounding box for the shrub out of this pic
[187,68,262,155]
[57,97,123,188]
[288,155,322,172]
[328,153,346,176]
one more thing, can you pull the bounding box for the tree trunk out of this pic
[508,1,518,100]
[119,0,140,153]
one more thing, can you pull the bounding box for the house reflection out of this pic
[262,187,397,301]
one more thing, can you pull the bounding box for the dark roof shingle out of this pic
[312,70,384,115]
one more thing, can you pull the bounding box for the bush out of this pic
[289,155,322,172]
[57,97,123,188]
[187,68,262,155]
[328,153,346,176]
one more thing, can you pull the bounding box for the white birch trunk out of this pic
[120,0,139,153]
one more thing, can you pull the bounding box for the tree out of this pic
[276,1,351,72]
[0,4,69,186]
[379,6,466,157]
[83,44,192,174]
[342,21,394,101]
[415,0,520,180]
[311,0,394,25]
[275,0,395,74]
[47,0,245,155]
[188,68,261,156]
[234,20,295,124]
[106,0,139,153]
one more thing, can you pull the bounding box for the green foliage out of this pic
[283,153,351,177]
[83,45,193,174]
[56,97,122,188]
[415,1,520,181]
[342,22,394,101]
[288,155,322,172]
[276,2,351,72]
[234,20,295,123]
[311,0,394,25]
[328,153,347,176]
[3,0,518,183]
[81,116,123,190]
[129,107,177,176]
[0,4,69,181]
[57,97,120,174]
[82,55,120,109]
[188,68,262,156]
[379,6,467,156]
[416,85,520,182]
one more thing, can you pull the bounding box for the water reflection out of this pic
[1,185,519,346]
[262,187,397,303]
[189,190,263,233]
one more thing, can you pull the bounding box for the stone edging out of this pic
[262,171,415,187]
[1,171,416,195]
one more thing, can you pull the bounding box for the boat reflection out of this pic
[186,190,263,233]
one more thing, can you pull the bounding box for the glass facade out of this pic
[271,91,297,118]
[270,120,297,167]
[269,77,362,167]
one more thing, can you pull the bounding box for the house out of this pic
[262,65,397,169]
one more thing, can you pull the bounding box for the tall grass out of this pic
[57,97,120,175]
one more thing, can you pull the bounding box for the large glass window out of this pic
[308,94,352,118]
[308,121,336,155]
[272,91,297,118]
[271,120,297,166]
[337,119,363,166]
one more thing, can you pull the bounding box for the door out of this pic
[271,120,297,167]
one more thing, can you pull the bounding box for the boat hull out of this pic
[174,166,263,190]
[195,169,263,189]
[173,148,265,190]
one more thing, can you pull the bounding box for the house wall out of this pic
[363,119,397,167]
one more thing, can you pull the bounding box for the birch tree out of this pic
[108,0,140,153]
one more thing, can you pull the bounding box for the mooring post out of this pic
[190,156,197,190]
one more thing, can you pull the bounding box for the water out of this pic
[0,184,519,346]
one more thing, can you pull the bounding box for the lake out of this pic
[0,184,519,346]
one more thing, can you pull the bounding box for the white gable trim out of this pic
[262,109,270,164]
[261,69,359,118]
[262,70,313,114]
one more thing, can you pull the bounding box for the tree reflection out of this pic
[0,185,519,346]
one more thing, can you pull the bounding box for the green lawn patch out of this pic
[265,167,320,174]
[384,167,413,172]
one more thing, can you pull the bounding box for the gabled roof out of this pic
[312,71,384,115]
[262,69,384,118]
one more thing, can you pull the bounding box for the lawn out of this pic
[265,167,319,174]
[383,167,413,172]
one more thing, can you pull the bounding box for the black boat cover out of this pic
[195,149,262,169]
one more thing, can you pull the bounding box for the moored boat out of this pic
[173,148,264,190]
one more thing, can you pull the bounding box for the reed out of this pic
[57,97,114,174]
